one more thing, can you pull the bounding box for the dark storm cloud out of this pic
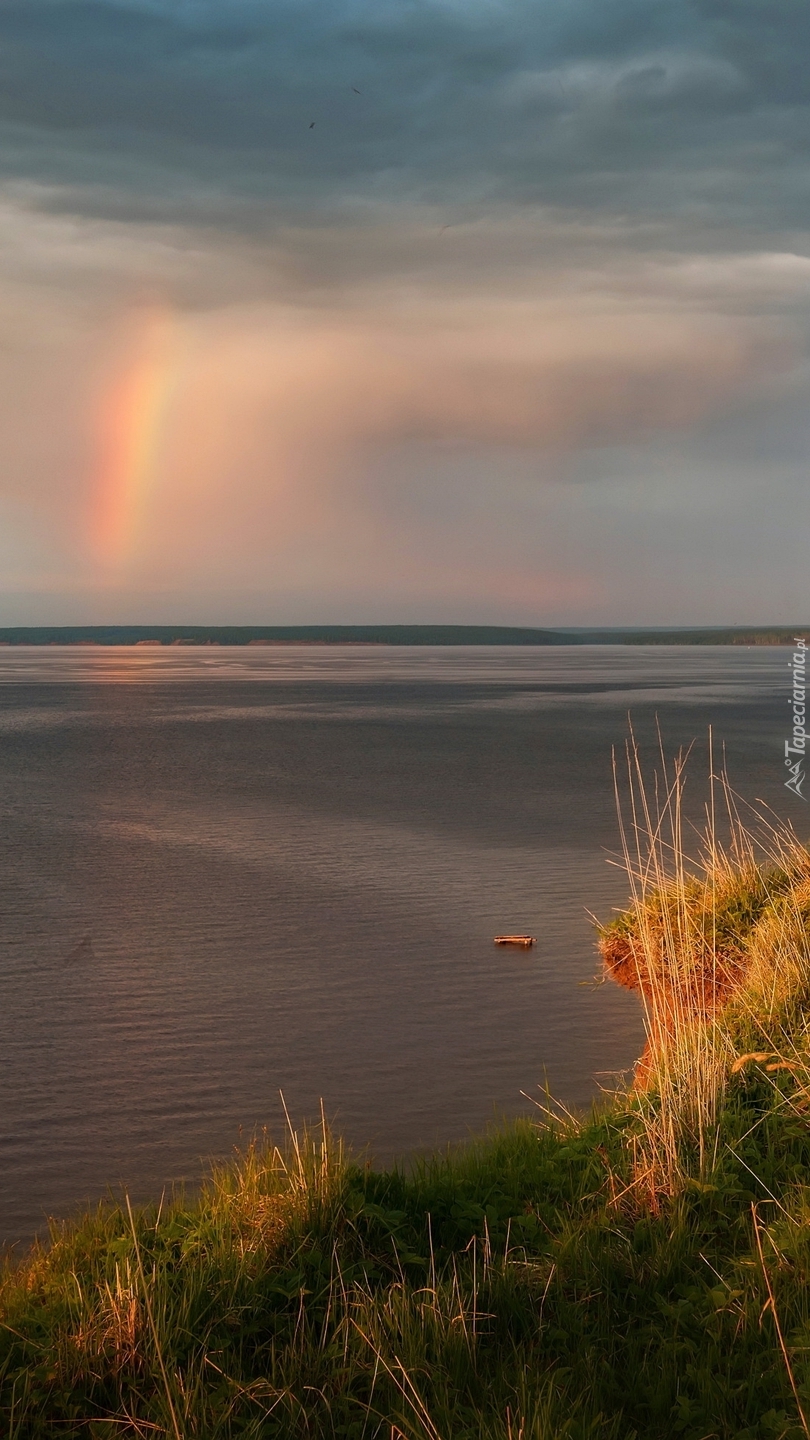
[0,0,808,238]
[3,3,810,624]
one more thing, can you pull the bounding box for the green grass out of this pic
[8,756,810,1438]
[4,1090,810,1439]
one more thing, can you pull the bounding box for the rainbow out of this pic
[89,304,180,569]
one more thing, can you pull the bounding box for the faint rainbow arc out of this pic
[89,306,183,569]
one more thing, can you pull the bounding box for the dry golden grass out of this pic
[599,730,810,1203]
[71,1262,141,1376]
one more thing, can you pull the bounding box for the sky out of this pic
[1,0,809,626]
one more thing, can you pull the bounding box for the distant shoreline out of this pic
[0,624,806,647]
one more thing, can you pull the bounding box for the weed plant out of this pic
[6,746,810,1437]
[6,1107,810,1439]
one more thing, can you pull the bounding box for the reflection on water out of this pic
[0,646,794,1246]
[0,642,791,693]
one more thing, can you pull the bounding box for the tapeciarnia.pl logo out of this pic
[786,637,808,799]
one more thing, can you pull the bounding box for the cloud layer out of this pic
[1,0,809,623]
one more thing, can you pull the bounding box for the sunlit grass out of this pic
[7,744,810,1436]
[6,1102,810,1436]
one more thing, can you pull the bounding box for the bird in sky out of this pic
[351,87,362,94]
[309,121,315,128]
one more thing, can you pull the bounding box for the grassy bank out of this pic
[6,761,810,1437]
[5,1099,810,1439]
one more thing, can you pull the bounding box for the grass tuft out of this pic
[8,743,810,1435]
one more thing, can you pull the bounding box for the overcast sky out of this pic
[1,0,808,625]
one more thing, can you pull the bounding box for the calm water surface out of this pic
[0,645,798,1246]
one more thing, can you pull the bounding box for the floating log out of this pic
[494,935,536,947]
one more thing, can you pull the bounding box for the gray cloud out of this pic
[0,0,807,233]
[2,0,810,625]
